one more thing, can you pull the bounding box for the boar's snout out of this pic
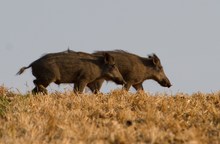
[160,78,172,88]
[166,82,172,88]
[114,78,127,85]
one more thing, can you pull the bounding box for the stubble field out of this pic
[0,86,219,144]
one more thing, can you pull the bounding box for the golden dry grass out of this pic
[0,86,219,144]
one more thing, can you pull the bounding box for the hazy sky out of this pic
[0,0,220,94]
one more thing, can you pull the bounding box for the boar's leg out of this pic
[32,85,47,95]
[123,83,132,91]
[87,79,104,94]
[133,83,144,91]
[32,79,52,95]
[74,80,88,93]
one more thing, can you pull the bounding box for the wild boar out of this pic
[17,51,126,94]
[87,50,172,92]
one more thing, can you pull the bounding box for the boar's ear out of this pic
[104,53,115,64]
[152,54,160,65]
[148,53,160,66]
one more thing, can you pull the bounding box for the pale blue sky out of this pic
[0,0,219,94]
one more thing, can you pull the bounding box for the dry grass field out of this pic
[0,86,219,144]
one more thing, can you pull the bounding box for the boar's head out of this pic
[148,54,172,88]
[102,53,126,85]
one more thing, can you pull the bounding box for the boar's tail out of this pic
[16,65,31,75]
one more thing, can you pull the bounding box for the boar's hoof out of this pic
[32,85,48,95]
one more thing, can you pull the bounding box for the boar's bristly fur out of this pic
[88,50,172,92]
[17,51,125,94]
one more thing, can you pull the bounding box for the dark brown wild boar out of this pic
[87,50,172,92]
[17,51,126,94]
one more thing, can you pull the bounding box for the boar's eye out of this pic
[109,64,116,70]
[157,65,163,71]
